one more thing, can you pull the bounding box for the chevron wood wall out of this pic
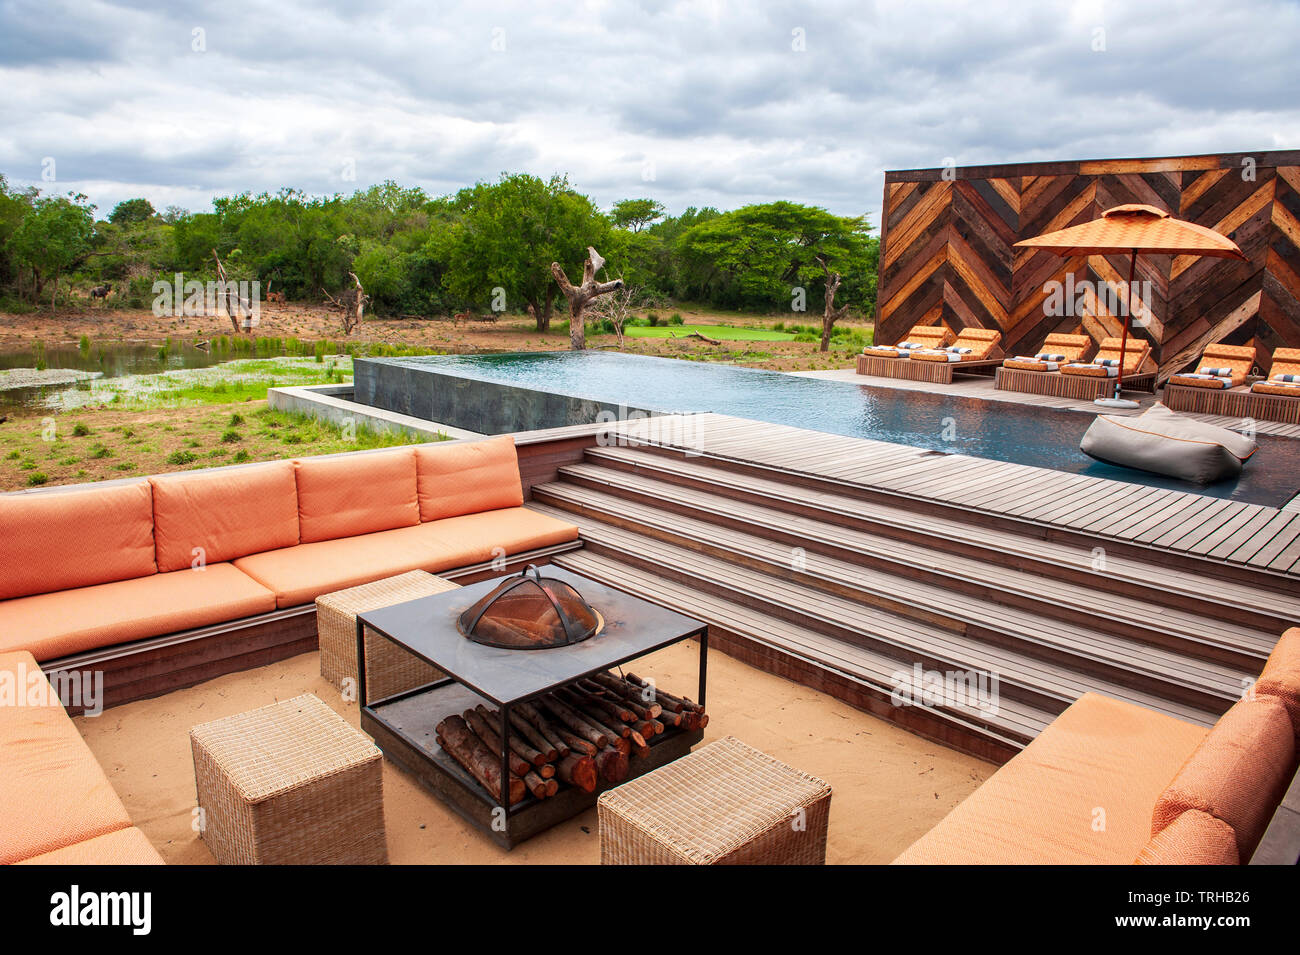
[876,150,1300,382]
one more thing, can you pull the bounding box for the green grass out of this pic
[621,324,796,342]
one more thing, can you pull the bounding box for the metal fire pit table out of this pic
[356,566,708,848]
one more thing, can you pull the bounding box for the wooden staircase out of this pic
[528,443,1300,763]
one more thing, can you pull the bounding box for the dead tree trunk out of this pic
[323,272,368,336]
[551,247,623,351]
[212,249,257,334]
[817,255,851,352]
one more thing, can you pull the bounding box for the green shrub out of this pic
[669,313,684,325]
[72,423,91,437]
[88,443,112,459]
[233,449,250,463]
[166,449,197,465]
[228,413,244,427]
[26,473,47,486]
[220,429,241,444]
[647,311,660,326]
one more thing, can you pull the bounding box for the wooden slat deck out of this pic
[608,413,1300,577]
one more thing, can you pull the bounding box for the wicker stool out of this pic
[316,570,458,703]
[598,736,831,865]
[190,694,388,865]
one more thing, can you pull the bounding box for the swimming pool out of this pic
[353,352,1300,507]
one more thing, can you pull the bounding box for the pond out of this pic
[0,342,222,410]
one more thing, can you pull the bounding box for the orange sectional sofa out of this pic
[0,649,163,864]
[893,628,1300,864]
[0,436,579,664]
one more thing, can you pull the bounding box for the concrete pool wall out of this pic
[353,357,661,434]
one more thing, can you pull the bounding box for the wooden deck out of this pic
[520,412,1300,762]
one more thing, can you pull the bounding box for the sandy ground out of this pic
[76,642,992,865]
[0,303,867,373]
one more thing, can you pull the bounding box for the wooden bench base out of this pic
[1163,382,1300,424]
[995,366,1156,400]
[856,354,1002,383]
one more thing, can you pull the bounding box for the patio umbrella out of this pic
[1014,204,1246,407]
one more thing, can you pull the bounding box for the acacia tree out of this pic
[610,198,665,233]
[8,193,96,305]
[441,174,610,331]
[676,201,872,320]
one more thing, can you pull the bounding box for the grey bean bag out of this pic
[1080,402,1257,484]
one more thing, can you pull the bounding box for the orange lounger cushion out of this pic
[295,447,419,543]
[1062,336,1151,378]
[0,651,134,864]
[1135,810,1238,865]
[150,460,300,572]
[910,328,1002,363]
[891,693,1207,865]
[16,826,164,865]
[234,507,579,607]
[0,481,157,601]
[1250,380,1300,397]
[0,563,277,661]
[416,436,525,521]
[1254,627,1300,740]
[1151,695,1296,861]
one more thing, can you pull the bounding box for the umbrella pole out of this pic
[1115,249,1137,400]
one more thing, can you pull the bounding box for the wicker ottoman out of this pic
[317,570,458,704]
[190,693,388,865]
[598,736,831,865]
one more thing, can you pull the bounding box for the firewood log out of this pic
[516,701,570,758]
[491,705,557,762]
[436,717,525,805]
[557,689,631,740]
[556,728,599,757]
[545,778,559,797]
[541,695,609,748]
[627,729,649,759]
[555,753,598,793]
[625,672,699,714]
[595,745,629,784]
[523,770,549,800]
[634,720,658,739]
[570,686,634,723]
[475,705,547,766]
[463,708,531,778]
[590,672,662,719]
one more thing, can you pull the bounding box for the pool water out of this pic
[364,352,1300,507]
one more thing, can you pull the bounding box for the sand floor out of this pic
[76,642,992,864]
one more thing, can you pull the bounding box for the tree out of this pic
[816,255,851,351]
[676,201,871,314]
[611,198,665,233]
[108,198,156,225]
[585,281,658,349]
[551,247,623,350]
[8,193,96,305]
[441,173,611,331]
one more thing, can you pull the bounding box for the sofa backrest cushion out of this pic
[1254,627,1300,741]
[0,481,156,601]
[1151,695,1296,861]
[415,436,524,522]
[1135,809,1238,865]
[150,461,300,572]
[295,447,420,543]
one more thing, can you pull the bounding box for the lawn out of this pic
[621,324,796,341]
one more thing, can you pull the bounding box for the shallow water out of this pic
[370,351,1300,507]
[0,343,222,409]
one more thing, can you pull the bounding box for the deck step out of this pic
[577,445,1300,630]
[532,483,1271,678]
[552,548,1054,759]
[535,472,1279,670]
[534,502,1236,725]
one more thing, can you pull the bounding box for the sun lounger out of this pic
[860,324,953,360]
[1163,347,1300,424]
[1250,347,1300,398]
[1001,333,1095,373]
[909,328,1004,365]
[1167,343,1257,390]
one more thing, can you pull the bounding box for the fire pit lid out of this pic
[457,565,603,650]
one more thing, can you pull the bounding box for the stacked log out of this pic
[435,671,707,804]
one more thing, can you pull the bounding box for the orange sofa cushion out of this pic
[0,563,277,662]
[150,461,300,572]
[1254,627,1300,740]
[234,506,579,607]
[1135,810,1238,865]
[16,826,164,865]
[0,481,156,600]
[295,447,419,543]
[1151,695,1296,861]
[0,650,134,864]
[415,436,525,521]
[891,693,1208,865]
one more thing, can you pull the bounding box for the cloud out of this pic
[0,0,1295,228]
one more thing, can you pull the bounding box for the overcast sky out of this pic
[1,0,1296,229]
